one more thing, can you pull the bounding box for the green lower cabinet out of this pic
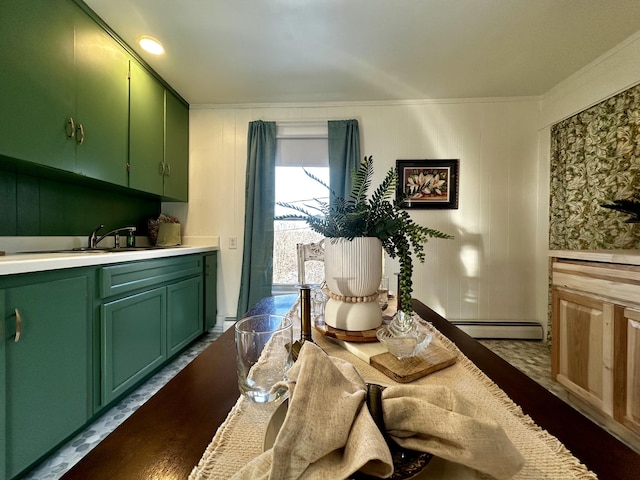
[101,287,167,405]
[1,272,90,479]
[167,276,203,358]
[0,254,211,478]
[99,255,206,407]
[204,252,218,331]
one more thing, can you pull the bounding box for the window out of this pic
[272,128,328,291]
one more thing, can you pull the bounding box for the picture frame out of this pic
[396,159,459,209]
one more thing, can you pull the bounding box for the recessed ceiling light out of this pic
[138,36,164,55]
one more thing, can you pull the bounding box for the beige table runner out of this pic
[190,309,596,480]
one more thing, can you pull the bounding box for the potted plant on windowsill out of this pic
[277,156,453,330]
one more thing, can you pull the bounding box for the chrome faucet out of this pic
[88,224,137,249]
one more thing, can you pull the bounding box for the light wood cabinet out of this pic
[551,256,640,446]
[616,307,640,437]
[552,288,614,415]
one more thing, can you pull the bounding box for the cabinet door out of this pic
[164,91,189,201]
[0,289,6,475]
[102,287,167,404]
[552,288,614,415]
[129,61,165,196]
[0,0,76,170]
[167,276,203,358]
[2,274,89,479]
[74,10,129,186]
[616,307,640,436]
[204,252,218,331]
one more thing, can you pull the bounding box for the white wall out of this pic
[165,99,543,328]
[164,31,640,332]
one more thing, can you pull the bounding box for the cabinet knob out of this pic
[14,308,22,342]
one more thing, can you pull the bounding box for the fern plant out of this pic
[277,156,453,313]
[601,198,640,223]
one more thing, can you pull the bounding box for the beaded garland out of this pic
[328,291,379,303]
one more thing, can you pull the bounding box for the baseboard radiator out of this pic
[450,321,543,340]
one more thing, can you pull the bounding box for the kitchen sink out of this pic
[106,246,170,252]
[15,248,112,254]
[15,246,168,255]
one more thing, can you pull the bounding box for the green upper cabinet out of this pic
[0,0,129,186]
[129,61,165,197]
[74,10,130,186]
[164,91,190,201]
[129,66,190,202]
[0,0,76,171]
[1,0,190,198]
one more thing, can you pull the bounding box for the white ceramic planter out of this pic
[324,237,382,330]
[324,299,382,331]
[324,237,382,297]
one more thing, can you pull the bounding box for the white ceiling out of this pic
[84,0,640,105]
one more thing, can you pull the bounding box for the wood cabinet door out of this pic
[101,287,167,405]
[2,273,90,479]
[0,0,76,170]
[616,307,640,437]
[164,91,189,201]
[128,61,165,196]
[74,10,129,186]
[552,288,614,415]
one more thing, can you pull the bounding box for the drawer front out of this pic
[552,259,640,304]
[99,255,202,298]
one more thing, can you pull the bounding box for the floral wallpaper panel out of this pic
[550,84,640,250]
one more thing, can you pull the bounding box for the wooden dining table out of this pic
[61,295,640,480]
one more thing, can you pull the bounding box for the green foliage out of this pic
[276,156,454,313]
[601,199,640,223]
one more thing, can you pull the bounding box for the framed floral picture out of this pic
[396,159,459,209]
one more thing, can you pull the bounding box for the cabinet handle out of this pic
[159,162,165,175]
[67,117,76,139]
[165,163,171,176]
[14,308,22,342]
[77,123,85,145]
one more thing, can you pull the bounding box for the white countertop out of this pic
[0,245,218,276]
[549,249,640,266]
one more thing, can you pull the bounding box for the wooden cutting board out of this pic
[370,344,457,383]
[326,336,457,383]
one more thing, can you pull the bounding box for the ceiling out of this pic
[83,0,640,106]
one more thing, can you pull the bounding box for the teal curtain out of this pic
[328,119,361,201]
[236,121,277,317]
